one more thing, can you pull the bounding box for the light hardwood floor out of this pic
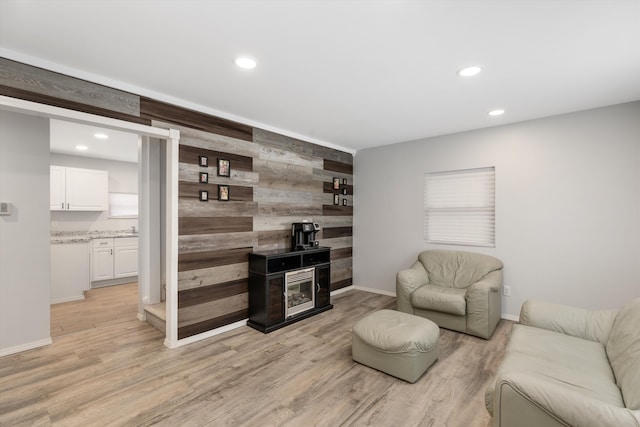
[1,288,512,426]
[50,282,138,338]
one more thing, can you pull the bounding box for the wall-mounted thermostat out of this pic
[0,202,11,216]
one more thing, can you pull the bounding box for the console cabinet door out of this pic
[315,265,330,308]
[267,275,285,326]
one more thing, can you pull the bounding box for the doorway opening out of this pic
[49,119,148,338]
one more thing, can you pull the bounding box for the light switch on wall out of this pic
[0,201,11,216]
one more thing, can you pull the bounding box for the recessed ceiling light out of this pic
[94,133,108,139]
[75,145,88,151]
[235,57,257,69]
[488,109,505,116]
[457,66,482,77]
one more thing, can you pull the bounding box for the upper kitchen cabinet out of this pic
[50,165,108,211]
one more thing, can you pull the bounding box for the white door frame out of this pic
[0,95,181,348]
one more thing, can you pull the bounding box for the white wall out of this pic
[354,102,640,317]
[0,110,51,354]
[50,152,138,232]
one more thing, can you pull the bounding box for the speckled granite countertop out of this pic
[50,230,139,244]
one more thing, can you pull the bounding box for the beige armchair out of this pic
[396,250,503,339]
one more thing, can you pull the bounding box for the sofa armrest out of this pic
[396,261,428,314]
[519,300,619,345]
[489,373,640,427]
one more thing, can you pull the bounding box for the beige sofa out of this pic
[396,250,503,339]
[485,298,640,427]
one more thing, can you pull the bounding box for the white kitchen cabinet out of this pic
[51,242,90,303]
[50,166,108,211]
[50,165,66,210]
[92,238,114,281]
[114,237,138,278]
[92,237,138,282]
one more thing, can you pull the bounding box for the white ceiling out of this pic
[50,119,139,163]
[1,1,640,153]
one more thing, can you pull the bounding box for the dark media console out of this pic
[247,247,332,333]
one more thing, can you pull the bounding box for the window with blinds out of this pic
[423,167,495,247]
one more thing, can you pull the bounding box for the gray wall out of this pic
[50,152,138,232]
[353,101,640,317]
[0,110,51,353]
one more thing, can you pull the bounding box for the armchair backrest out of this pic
[417,250,503,289]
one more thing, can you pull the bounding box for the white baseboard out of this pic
[0,337,52,357]
[501,313,519,322]
[353,285,397,297]
[50,295,85,304]
[166,319,247,349]
[331,285,354,296]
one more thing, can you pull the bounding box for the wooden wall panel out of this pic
[0,58,354,340]
[178,247,251,272]
[178,217,253,235]
[322,227,353,239]
[141,97,253,141]
[323,159,353,175]
[178,279,248,308]
[179,144,253,172]
[0,58,140,116]
[178,263,249,291]
[178,232,258,254]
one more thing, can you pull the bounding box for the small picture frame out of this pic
[342,178,347,185]
[218,185,230,201]
[342,198,347,206]
[333,177,340,190]
[342,188,347,195]
[199,190,209,202]
[199,172,209,184]
[198,155,208,167]
[218,158,231,177]
[333,194,339,205]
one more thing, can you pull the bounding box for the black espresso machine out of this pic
[291,222,320,250]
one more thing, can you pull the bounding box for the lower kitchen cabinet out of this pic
[91,237,138,284]
[51,242,90,304]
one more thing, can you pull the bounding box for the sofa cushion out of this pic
[487,324,625,414]
[410,285,466,316]
[418,250,503,288]
[605,298,640,410]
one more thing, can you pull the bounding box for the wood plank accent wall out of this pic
[0,58,354,340]
[161,123,354,339]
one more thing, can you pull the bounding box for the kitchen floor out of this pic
[50,282,138,338]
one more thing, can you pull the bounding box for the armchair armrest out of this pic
[396,261,428,314]
[465,269,503,339]
[519,300,618,345]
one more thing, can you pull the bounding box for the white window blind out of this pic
[109,192,138,218]
[424,167,495,247]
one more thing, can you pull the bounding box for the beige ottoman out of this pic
[352,309,439,383]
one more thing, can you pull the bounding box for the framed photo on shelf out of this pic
[198,155,208,167]
[218,185,230,201]
[333,194,339,205]
[342,188,347,195]
[342,178,347,185]
[333,177,340,190]
[218,158,231,177]
[199,190,209,202]
[343,198,347,206]
[199,172,209,183]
